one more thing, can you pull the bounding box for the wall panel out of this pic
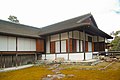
[46,36,50,53]
[18,38,25,51]
[55,41,60,53]
[80,40,83,52]
[85,41,88,52]
[50,41,55,53]
[61,40,66,52]
[24,38,31,51]
[51,34,59,41]
[73,31,79,39]
[61,32,68,40]
[0,36,7,51]
[80,32,83,40]
[76,40,79,52]
[8,37,16,51]
[30,39,36,51]
[88,42,92,52]
[18,38,36,51]
[36,39,44,52]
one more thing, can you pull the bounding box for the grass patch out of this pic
[61,62,120,80]
[0,62,120,80]
[0,66,54,80]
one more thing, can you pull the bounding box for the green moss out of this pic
[0,62,120,80]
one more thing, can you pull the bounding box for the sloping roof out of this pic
[0,13,112,39]
[0,19,41,38]
[39,13,112,39]
[40,13,92,35]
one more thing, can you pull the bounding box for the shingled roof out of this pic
[40,13,92,35]
[39,13,112,39]
[0,13,112,39]
[0,20,41,38]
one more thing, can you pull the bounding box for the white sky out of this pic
[0,0,120,34]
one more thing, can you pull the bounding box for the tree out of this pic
[110,30,120,51]
[8,15,19,23]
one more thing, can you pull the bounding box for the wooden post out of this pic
[68,32,70,60]
[35,53,37,62]
[3,55,5,68]
[20,55,22,66]
[79,31,81,52]
[44,37,47,60]
[97,36,99,56]
[16,54,18,67]
[59,33,61,53]
[83,30,86,61]
[12,55,14,67]
[0,54,2,68]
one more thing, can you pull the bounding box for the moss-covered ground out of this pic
[0,62,120,80]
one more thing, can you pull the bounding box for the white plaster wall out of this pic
[42,54,55,60]
[55,41,60,53]
[51,34,59,41]
[42,54,45,59]
[18,38,36,51]
[43,52,92,61]
[30,39,36,51]
[57,54,68,60]
[69,53,84,61]
[8,37,16,51]
[61,32,68,40]
[24,38,31,51]
[18,38,25,51]
[61,40,66,52]
[73,31,79,39]
[80,40,83,52]
[88,42,92,52]
[76,40,79,52]
[0,36,36,51]
[0,36,7,51]
[85,52,92,60]
[69,31,72,38]
[46,36,50,53]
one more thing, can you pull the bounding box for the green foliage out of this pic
[8,15,19,23]
[110,30,120,51]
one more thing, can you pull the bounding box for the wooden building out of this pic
[40,13,112,61]
[0,20,44,68]
[0,13,112,68]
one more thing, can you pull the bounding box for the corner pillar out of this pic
[83,30,86,60]
[68,32,70,60]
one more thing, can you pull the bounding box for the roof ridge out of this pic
[0,19,41,29]
[41,13,91,29]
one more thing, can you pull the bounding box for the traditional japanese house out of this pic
[0,13,112,68]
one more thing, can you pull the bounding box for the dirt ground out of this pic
[0,62,120,80]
